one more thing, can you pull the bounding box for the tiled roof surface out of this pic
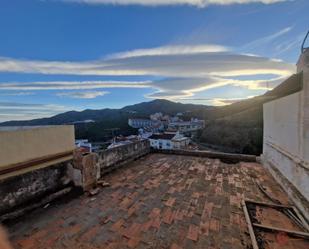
[7,153,296,249]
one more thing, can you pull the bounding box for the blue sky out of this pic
[0,0,308,121]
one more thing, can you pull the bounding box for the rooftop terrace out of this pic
[6,153,308,249]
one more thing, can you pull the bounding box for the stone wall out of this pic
[154,149,256,163]
[98,140,150,175]
[0,140,150,220]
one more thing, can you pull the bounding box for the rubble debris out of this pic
[97,180,111,187]
[43,203,50,209]
[243,199,309,249]
[255,180,309,231]
[88,187,100,196]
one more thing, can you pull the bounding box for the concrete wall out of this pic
[0,161,71,217]
[0,126,75,177]
[262,50,309,221]
[98,140,150,174]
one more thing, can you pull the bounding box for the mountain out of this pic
[0,99,214,142]
[0,99,213,127]
[0,73,302,155]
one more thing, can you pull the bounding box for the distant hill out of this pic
[0,99,213,126]
[0,73,302,155]
[197,73,302,155]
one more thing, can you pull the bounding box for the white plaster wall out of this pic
[263,92,302,158]
[263,92,309,202]
[263,143,309,201]
[263,50,309,210]
[0,126,75,169]
[149,139,173,149]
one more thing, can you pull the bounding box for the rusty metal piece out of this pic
[301,30,309,53]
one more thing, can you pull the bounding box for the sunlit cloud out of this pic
[0,51,295,78]
[60,0,287,8]
[172,95,258,106]
[0,76,283,100]
[57,90,110,98]
[107,44,229,59]
[145,77,231,99]
[0,102,70,122]
[0,43,295,121]
[0,80,150,90]
[208,95,257,106]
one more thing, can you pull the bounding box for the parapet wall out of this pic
[154,149,257,163]
[0,140,150,220]
[98,139,150,174]
[262,50,309,221]
[0,161,72,219]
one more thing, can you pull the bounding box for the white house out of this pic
[128,118,164,132]
[168,118,205,133]
[171,132,190,149]
[149,132,190,150]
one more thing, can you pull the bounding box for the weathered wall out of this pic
[0,140,150,219]
[0,161,71,216]
[262,50,309,221]
[70,151,99,191]
[154,148,256,163]
[0,126,75,172]
[263,92,302,158]
[98,140,150,174]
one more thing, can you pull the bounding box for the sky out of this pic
[0,0,308,122]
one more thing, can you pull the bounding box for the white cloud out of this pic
[61,0,287,8]
[274,33,306,56]
[241,26,292,51]
[0,102,70,122]
[0,76,283,100]
[57,91,110,98]
[0,80,150,90]
[210,96,256,106]
[0,44,295,103]
[0,51,295,78]
[145,77,230,99]
[107,44,229,59]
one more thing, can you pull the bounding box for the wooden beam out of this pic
[242,200,260,249]
[252,223,309,239]
[245,199,309,232]
[292,207,309,232]
[245,199,292,209]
